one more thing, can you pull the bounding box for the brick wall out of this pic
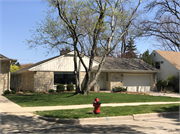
[11,71,34,91]
[80,71,86,86]
[110,73,123,90]
[0,61,10,94]
[34,71,54,92]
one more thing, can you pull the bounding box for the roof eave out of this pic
[11,69,29,75]
[92,69,159,73]
[0,59,17,62]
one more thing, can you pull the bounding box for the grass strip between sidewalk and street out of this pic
[36,103,179,119]
[4,92,179,107]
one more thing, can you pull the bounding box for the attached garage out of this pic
[123,74,151,92]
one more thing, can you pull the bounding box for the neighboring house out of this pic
[11,50,158,93]
[0,54,17,94]
[151,50,180,80]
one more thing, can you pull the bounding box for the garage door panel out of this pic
[124,75,151,92]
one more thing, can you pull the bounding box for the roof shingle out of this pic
[93,57,157,71]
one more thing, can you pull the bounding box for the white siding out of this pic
[29,55,99,72]
[123,74,151,92]
[151,51,179,80]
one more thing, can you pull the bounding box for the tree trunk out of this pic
[78,58,81,91]
[74,49,81,94]
[83,72,91,95]
[83,55,107,95]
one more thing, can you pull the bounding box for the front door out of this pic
[97,73,106,90]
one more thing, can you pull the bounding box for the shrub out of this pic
[157,79,168,91]
[115,87,127,92]
[4,90,11,95]
[67,84,74,91]
[167,75,179,93]
[11,90,16,94]
[26,91,32,93]
[57,84,65,92]
[48,89,54,93]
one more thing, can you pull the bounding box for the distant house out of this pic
[11,50,158,92]
[151,50,180,80]
[0,54,17,94]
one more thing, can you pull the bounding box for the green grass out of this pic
[36,104,179,119]
[4,92,179,107]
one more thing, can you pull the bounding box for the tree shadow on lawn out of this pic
[152,105,179,123]
[86,112,94,115]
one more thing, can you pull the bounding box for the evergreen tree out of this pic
[15,62,21,67]
[125,37,137,58]
[141,50,155,67]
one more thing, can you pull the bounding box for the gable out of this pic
[153,50,180,70]
[29,54,99,72]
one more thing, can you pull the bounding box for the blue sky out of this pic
[1,0,157,64]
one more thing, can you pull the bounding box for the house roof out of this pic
[12,51,158,74]
[0,54,17,62]
[93,57,158,72]
[155,50,180,70]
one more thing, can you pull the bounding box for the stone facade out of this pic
[0,61,10,94]
[110,73,123,90]
[80,71,86,86]
[34,71,54,92]
[11,71,34,91]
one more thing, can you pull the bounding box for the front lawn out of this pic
[4,92,179,107]
[36,104,179,119]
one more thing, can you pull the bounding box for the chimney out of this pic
[60,48,72,55]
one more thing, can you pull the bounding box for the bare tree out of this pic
[26,0,142,95]
[138,0,180,52]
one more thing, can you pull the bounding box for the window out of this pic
[154,53,156,57]
[54,72,76,85]
[155,62,160,69]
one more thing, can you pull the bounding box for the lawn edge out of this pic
[37,111,179,125]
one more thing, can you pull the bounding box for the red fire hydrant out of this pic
[93,97,101,114]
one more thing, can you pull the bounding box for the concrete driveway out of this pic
[147,91,180,98]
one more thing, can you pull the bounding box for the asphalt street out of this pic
[1,112,180,134]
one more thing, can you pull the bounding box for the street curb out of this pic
[38,116,80,124]
[133,112,179,121]
[38,115,133,125]
[37,112,179,125]
[79,116,133,124]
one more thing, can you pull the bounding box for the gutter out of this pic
[92,69,159,73]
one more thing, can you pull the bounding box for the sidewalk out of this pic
[0,95,179,113]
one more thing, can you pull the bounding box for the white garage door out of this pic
[123,75,151,92]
